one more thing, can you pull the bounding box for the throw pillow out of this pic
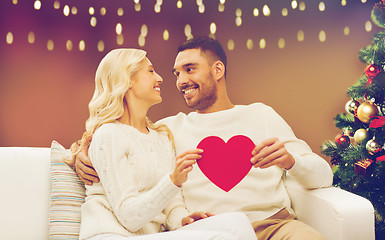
[49,140,86,240]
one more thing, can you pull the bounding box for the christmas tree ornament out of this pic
[366,138,381,155]
[356,101,379,123]
[369,116,385,128]
[330,154,341,165]
[365,63,381,78]
[345,99,359,114]
[335,133,350,149]
[371,1,385,29]
[353,128,368,144]
[354,159,375,176]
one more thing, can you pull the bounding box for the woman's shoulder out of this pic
[93,122,125,140]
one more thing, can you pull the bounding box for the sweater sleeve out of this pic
[163,191,190,230]
[89,125,181,233]
[261,106,333,189]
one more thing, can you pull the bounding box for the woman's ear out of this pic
[212,61,225,81]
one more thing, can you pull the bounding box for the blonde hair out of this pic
[69,48,173,165]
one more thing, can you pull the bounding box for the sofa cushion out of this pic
[49,141,86,240]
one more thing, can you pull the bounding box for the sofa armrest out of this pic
[285,175,375,240]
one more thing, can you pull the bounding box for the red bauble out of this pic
[335,134,351,149]
[365,64,381,78]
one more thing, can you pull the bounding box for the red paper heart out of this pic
[196,135,255,192]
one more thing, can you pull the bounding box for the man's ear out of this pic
[212,61,225,81]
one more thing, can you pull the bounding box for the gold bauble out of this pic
[353,128,368,144]
[356,102,379,123]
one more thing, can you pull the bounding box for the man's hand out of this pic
[75,151,99,185]
[74,133,100,185]
[182,211,215,226]
[250,137,295,170]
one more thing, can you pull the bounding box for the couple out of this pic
[71,36,332,240]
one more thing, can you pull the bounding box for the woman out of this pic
[77,48,257,240]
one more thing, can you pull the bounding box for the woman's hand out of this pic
[170,149,203,187]
[182,211,215,226]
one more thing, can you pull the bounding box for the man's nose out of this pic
[176,73,188,87]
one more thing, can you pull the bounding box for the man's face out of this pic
[172,48,218,111]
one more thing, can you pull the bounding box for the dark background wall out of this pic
[0,0,380,160]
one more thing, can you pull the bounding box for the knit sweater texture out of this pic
[79,122,189,240]
[159,103,333,222]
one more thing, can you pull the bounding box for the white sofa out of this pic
[0,147,376,240]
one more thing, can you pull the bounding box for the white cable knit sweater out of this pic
[79,122,189,240]
[160,103,333,222]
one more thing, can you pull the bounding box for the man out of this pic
[73,36,332,239]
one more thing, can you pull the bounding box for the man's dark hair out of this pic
[177,36,227,76]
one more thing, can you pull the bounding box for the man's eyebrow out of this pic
[172,63,196,73]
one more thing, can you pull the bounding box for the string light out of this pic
[138,35,145,47]
[246,39,253,50]
[117,35,124,45]
[117,8,124,16]
[319,2,325,12]
[12,0,17,5]
[53,1,60,9]
[263,5,271,16]
[235,8,242,26]
[34,0,41,10]
[89,7,95,15]
[184,24,192,39]
[47,40,54,51]
[210,23,217,34]
[141,24,148,37]
[278,38,285,49]
[299,2,305,11]
[319,30,326,42]
[163,30,169,40]
[253,8,259,17]
[218,3,225,12]
[227,39,235,50]
[6,32,14,44]
[63,5,70,16]
[28,32,35,44]
[135,3,141,11]
[116,23,123,35]
[344,26,350,36]
[361,0,367,2]
[341,0,347,6]
[100,7,107,16]
[71,7,78,15]
[297,30,304,41]
[66,40,73,51]
[177,1,182,9]
[79,40,86,51]
[365,21,372,32]
[198,4,205,13]
[154,4,161,13]
[259,39,266,49]
[97,41,104,52]
[282,8,288,16]
[90,17,97,27]
[291,0,297,9]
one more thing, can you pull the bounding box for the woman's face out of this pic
[129,57,163,106]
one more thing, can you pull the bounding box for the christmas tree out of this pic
[321,1,385,238]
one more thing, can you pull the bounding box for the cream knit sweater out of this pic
[79,122,189,240]
[160,103,333,222]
